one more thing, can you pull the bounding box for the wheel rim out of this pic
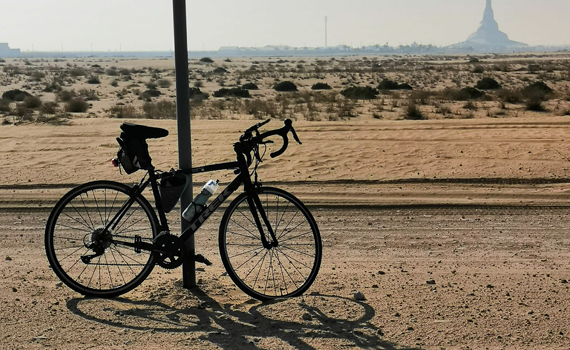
[48,185,155,294]
[223,190,320,299]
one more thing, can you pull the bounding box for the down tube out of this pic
[180,176,243,241]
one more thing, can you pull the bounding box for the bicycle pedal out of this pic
[194,254,212,266]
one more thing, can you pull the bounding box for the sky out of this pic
[1,0,569,52]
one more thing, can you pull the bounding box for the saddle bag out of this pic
[116,133,152,174]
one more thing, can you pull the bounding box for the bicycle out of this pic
[45,119,322,301]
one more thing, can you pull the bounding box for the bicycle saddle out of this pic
[120,123,169,140]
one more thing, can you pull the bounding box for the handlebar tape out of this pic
[257,119,302,158]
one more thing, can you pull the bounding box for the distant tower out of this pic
[452,0,527,50]
[325,16,328,48]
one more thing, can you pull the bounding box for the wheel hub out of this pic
[84,227,113,252]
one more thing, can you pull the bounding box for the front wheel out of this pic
[45,181,159,298]
[219,187,322,301]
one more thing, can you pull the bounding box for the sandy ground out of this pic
[1,116,570,349]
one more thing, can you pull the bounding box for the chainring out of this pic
[153,233,186,269]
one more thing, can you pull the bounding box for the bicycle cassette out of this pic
[153,233,186,269]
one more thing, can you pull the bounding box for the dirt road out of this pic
[1,204,569,350]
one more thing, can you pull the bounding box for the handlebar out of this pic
[238,119,301,159]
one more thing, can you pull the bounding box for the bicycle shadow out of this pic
[66,283,419,350]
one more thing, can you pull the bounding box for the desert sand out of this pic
[1,55,570,349]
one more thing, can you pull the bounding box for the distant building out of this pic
[450,0,527,52]
[0,43,20,57]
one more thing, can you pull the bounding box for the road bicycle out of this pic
[45,119,322,301]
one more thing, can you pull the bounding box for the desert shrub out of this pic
[40,101,58,114]
[313,91,337,104]
[146,81,158,90]
[200,57,214,63]
[189,87,209,100]
[377,79,412,90]
[476,77,501,90]
[86,75,101,84]
[69,67,87,77]
[65,98,89,113]
[57,89,76,102]
[31,71,46,81]
[397,83,413,90]
[0,98,11,113]
[336,99,358,118]
[35,113,71,126]
[0,58,5,63]
[462,87,484,99]
[213,67,229,74]
[244,99,278,119]
[496,89,522,104]
[340,86,378,100]
[105,67,119,76]
[410,90,433,105]
[110,80,119,87]
[528,64,541,73]
[377,79,399,90]
[463,101,477,110]
[14,105,32,118]
[141,89,161,99]
[2,89,32,101]
[472,65,485,74]
[43,82,62,93]
[142,100,176,119]
[78,89,99,101]
[468,57,480,63]
[108,104,140,119]
[213,87,251,98]
[311,82,332,90]
[521,82,553,111]
[522,81,553,99]
[23,96,42,109]
[404,102,426,120]
[242,82,258,90]
[442,87,484,101]
[525,96,546,112]
[274,81,298,92]
[157,79,172,88]
[437,105,452,115]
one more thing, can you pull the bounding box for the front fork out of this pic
[236,149,278,249]
[246,191,278,249]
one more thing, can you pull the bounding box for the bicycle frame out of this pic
[108,146,279,254]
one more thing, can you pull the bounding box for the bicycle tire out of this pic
[45,180,159,298]
[219,187,322,301]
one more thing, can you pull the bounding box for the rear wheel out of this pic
[219,187,322,301]
[45,181,159,297]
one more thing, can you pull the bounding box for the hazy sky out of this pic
[2,0,569,52]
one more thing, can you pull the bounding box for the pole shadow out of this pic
[66,284,421,350]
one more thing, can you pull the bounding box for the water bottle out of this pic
[182,179,219,222]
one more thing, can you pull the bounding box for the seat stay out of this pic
[102,179,151,234]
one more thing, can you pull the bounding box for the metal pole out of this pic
[172,0,195,289]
